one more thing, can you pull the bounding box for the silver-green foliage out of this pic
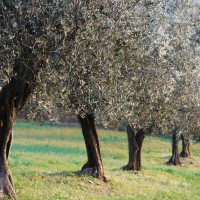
[0,0,199,135]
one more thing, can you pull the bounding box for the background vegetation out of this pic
[9,122,200,200]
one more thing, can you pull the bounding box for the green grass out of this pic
[8,121,200,199]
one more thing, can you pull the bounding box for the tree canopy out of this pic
[0,0,199,133]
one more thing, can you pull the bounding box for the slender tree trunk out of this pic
[78,114,107,182]
[180,134,190,158]
[197,135,200,142]
[168,131,181,166]
[122,125,145,171]
[0,1,78,196]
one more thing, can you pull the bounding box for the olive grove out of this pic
[28,0,200,174]
[0,0,199,199]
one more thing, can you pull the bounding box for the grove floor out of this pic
[9,122,200,200]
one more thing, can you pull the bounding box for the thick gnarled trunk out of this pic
[180,134,190,158]
[0,59,36,199]
[0,92,16,198]
[78,114,107,182]
[168,131,181,166]
[0,85,16,199]
[122,124,145,171]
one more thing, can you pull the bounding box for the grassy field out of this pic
[8,122,200,200]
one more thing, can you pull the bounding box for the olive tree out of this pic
[26,0,157,180]
[0,0,85,198]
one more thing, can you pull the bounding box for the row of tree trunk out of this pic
[78,117,193,183]
[78,117,146,182]
[0,103,194,200]
[167,131,191,166]
[0,83,194,199]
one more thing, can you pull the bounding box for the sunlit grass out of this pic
[8,121,200,200]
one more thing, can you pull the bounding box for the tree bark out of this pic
[122,125,145,171]
[0,55,36,199]
[135,129,145,170]
[167,130,181,166]
[180,134,190,158]
[0,89,16,200]
[78,114,107,182]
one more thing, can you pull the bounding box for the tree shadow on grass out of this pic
[42,170,91,179]
[42,170,81,177]
[162,155,200,166]
[160,155,175,165]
